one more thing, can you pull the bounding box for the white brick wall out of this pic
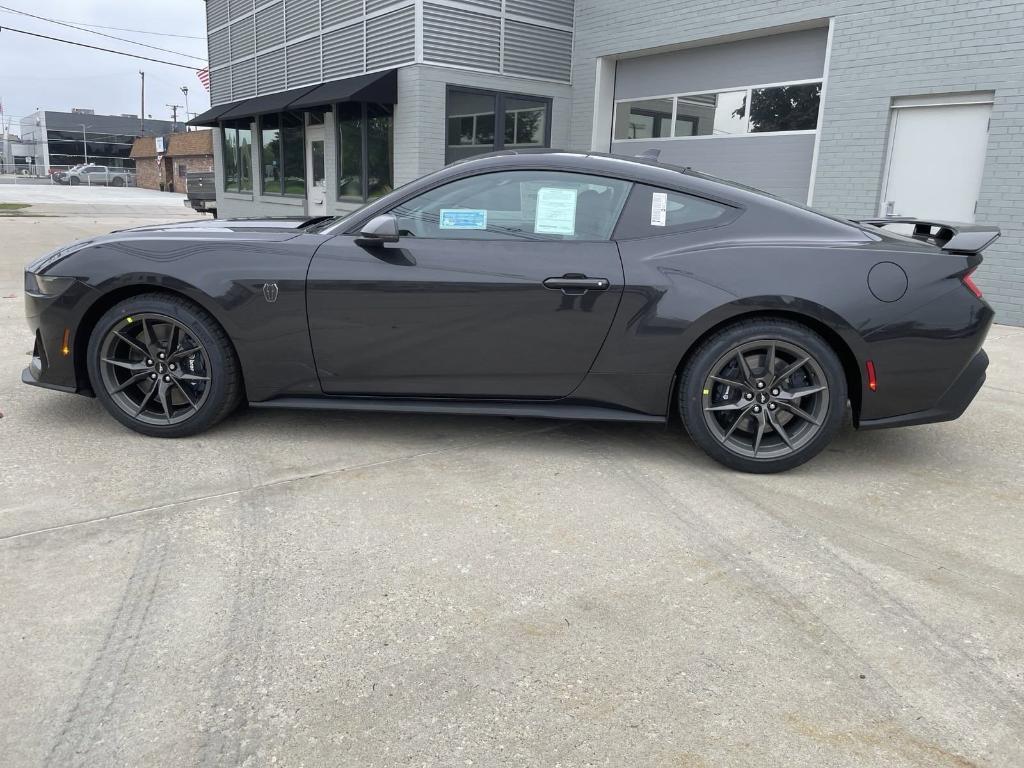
[569,0,1024,324]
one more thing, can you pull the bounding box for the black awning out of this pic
[190,70,398,127]
[289,69,397,109]
[218,83,320,121]
[189,103,235,127]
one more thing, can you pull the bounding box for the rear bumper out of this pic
[858,349,988,430]
[186,198,216,212]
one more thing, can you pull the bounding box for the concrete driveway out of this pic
[1,204,1022,767]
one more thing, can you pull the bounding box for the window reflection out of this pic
[615,82,821,139]
[446,88,551,163]
[748,83,821,132]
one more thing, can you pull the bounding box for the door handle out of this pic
[543,276,610,293]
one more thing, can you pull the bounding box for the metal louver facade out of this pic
[206,0,577,106]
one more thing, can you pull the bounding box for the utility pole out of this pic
[78,123,92,164]
[166,104,183,126]
[139,70,146,135]
[180,86,190,131]
[0,99,7,170]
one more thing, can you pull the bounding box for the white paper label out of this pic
[651,192,668,227]
[534,187,578,236]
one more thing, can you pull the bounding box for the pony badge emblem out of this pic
[262,282,279,303]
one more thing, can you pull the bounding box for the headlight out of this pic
[24,273,75,297]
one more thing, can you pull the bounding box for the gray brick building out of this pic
[194,0,1024,324]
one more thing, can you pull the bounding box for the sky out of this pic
[0,0,210,133]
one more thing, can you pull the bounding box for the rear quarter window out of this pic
[613,184,738,239]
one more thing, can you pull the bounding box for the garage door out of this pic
[610,27,829,203]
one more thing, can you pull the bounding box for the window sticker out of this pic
[440,209,488,230]
[534,187,578,236]
[651,192,668,226]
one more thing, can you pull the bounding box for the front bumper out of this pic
[23,276,97,397]
[22,366,79,394]
[858,349,988,430]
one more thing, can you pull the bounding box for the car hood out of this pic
[112,217,316,235]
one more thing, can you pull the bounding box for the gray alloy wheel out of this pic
[96,312,212,426]
[87,293,242,438]
[701,339,830,460]
[680,318,847,473]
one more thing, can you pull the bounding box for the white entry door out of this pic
[879,95,992,222]
[306,125,327,216]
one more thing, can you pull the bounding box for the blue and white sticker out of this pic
[440,209,488,230]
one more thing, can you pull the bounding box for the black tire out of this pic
[679,318,847,473]
[111,176,125,187]
[68,176,80,186]
[86,293,242,438]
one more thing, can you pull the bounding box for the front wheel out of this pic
[68,177,80,186]
[679,319,847,473]
[87,294,242,437]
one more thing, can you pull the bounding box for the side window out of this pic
[614,184,737,239]
[390,171,632,241]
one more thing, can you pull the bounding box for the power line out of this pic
[21,17,204,40]
[0,26,205,70]
[0,4,207,62]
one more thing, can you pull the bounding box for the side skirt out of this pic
[249,396,666,424]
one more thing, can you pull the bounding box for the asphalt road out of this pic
[1,202,1023,767]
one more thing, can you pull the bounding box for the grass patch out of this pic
[0,202,31,212]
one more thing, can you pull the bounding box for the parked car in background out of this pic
[61,165,133,187]
[51,165,85,184]
[185,171,217,217]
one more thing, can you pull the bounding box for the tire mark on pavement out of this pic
[585,425,1024,764]
[194,474,285,767]
[42,526,168,768]
[0,423,568,543]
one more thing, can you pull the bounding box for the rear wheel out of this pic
[87,294,242,437]
[111,176,125,187]
[679,319,847,473]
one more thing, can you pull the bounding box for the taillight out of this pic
[866,360,878,392]
[962,269,983,299]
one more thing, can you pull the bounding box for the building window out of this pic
[336,102,394,202]
[445,87,551,164]
[259,112,305,196]
[614,81,822,140]
[221,121,252,192]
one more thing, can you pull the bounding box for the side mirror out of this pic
[355,214,400,246]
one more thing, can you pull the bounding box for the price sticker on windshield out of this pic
[651,192,668,227]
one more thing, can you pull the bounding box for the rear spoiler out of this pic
[857,218,1000,255]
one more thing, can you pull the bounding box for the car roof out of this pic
[442,149,779,206]
[329,147,872,242]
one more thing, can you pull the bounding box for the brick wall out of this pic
[134,156,162,191]
[171,154,214,193]
[570,0,1024,325]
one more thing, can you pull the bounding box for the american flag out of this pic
[196,68,211,92]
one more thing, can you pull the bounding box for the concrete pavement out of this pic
[1,205,1022,767]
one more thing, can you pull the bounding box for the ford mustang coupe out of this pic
[23,151,996,473]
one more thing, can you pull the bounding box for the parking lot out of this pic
[1,193,1023,766]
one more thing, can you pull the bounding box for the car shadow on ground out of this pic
[18,391,951,478]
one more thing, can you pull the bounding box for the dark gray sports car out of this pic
[23,151,997,472]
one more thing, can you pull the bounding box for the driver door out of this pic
[307,169,632,399]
